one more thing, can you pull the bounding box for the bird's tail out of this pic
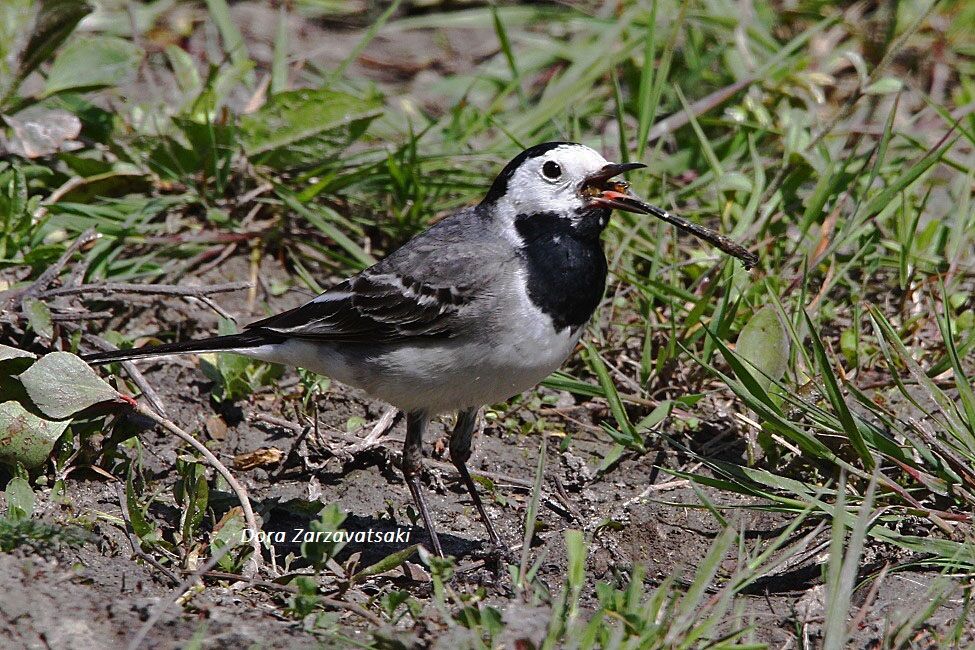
[82,330,279,365]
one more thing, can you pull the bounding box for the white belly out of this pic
[242,317,581,414]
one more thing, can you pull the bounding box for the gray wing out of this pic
[246,209,515,343]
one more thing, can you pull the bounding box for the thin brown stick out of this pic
[253,411,398,453]
[142,231,267,246]
[27,229,100,298]
[849,562,889,633]
[37,280,251,300]
[127,400,262,575]
[125,542,236,650]
[114,484,181,586]
[647,77,754,143]
[0,229,99,309]
[343,406,400,455]
[552,472,582,522]
[189,570,382,625]
[49,310,113,321]
[193,294,236,322]
[85,333,168,417]
[193,243,238,277]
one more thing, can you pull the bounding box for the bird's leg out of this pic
[449,408,504,549]
[402,410,444,557]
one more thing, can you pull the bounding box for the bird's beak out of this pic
[581,162,655,214]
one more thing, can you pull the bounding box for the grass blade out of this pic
[802,310,873,469]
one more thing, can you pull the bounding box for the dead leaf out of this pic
[205,414,228,441]
[2,106,81,158]
[233,447,283,470]
[403,561,431,583]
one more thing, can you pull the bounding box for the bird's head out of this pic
[481,142,652,232]
[480,142,759,268]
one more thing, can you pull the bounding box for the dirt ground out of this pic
[3,251,969,649]
[2,2,974,648]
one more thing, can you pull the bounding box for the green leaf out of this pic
[270,5,288,95]
[3,0,93,106]
[715,171,753,193]
[696,337,837,459]
[870,306,970,437]
[351,544,421,584]
[43,35,142,96]
[802,311,873,468]
[204,0,251,82]
[164,45,201,97]
[174,459,208,544]
[239,88,382,167]
[0,401,69,470]
[583,342,637,442]
[863,77,903,95]
[4,476,35,521]
[125,470,160,543]
[0,345,35,362]
[860,135,954,220]
[736,305,790,393]
[22,297,52,338]
[300,503,347,568]
[19,351,118,419]
[564,529,587,620]
[278,191,375,269]
[211,508,246,572]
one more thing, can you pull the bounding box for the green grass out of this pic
[2,0,975,646]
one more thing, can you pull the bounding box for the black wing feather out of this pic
[245,273,472,343]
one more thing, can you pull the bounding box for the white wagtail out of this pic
[84,142,756,557]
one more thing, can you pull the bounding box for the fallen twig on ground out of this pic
[84,333,169,417]
[37,280,252,300]
[125,398,262,576]
[125,541,236,650]
[189,570,382,626]
[113,484,181,586]
[0,228,99,310]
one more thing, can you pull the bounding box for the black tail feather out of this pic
[82,330,278,365]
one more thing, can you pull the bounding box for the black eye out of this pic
[542,160,562,180]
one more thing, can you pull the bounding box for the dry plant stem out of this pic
[24,228,99,298]
[129,401,262,575]
[192,294,236,322]
[254,410,399,456]
[345,406,400,454]
[84,333,169,417]
[37,280,252,300]
[125,543,235,650]
[49,310,113,321]
[143,231,268,246]
[114,484,181,586]
[849,562,889,632]
[647,76,754,143]
[191,570,383,625]
[0,228,98,308]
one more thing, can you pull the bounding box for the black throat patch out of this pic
[515,210,609,332]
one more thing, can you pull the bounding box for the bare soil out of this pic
[2,3,972,648]
[3,252,969,649]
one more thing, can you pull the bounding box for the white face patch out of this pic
[494,144,610,219]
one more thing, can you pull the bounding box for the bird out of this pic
[83,141,755,557]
